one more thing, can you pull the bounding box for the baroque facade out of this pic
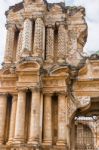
[0,0,99,150]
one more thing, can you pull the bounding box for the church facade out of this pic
[0,0,99,150]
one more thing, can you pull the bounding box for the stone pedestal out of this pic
[14,90,26,144]
[7,95,17,144]
[57,94,66,146]
[0,94,7,145]
[28,88,40,145]
[43,94,52,145]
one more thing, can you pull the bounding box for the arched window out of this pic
[75,123,94,150]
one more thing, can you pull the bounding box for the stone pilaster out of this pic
[33,18,45,57]
[4,24,16,63]
[57,24,66,63]
[22,19,32,57]
[71,28,77,51]
[46,26,54,63]
[7,95,17,144]
[28,87,41,145]
[0,94,7,145]
[65,96,70,149]
[57,94,66,145]
[68,27,77,54]
[43,94,52,145]
[96,122,99,148]
[14,90,26,144]
[16,29,23,61]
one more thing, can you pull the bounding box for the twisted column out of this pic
[0,94,7,145]
[46,26,54,63]
[14,90,26,144]
[8,94,17,144]
[4,24,16,63]
[33,18,45,57]
[22,19,32,56]
[28,87,41,145]
[57,94,66,145]
[16,29,23,61]
[57,24,66,63]
[43,94,52,145]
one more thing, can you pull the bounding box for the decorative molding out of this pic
[76,96,91,108]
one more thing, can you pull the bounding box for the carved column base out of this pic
[28,139,39,146]
[13,138,25,144]
[45,58,53,64]
[0,139,4,145]
[42,140,52,145]
[56,140,66,146]
[57,58,65,64]
[22,50,31,57]
[7,139,13,145]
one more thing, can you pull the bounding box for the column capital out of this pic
[5,23,16,31]
[24,17,32,21]
[35,17,44,21]
[60,92,67,96]
[47,24,55,29]
[12,94,18,99]
[16,23,24,31]
[17,87,27,93]
[56,92,67,97]
[0,93,7,96]
[43,93,53,97]
[56,21,65,28]
[30,85,41,93]
[12,92,18,96]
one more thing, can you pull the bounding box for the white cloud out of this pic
[0,0,99,66]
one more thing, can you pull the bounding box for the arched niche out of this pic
[75,123,94,150]
[2,68,12,75]
[50,66,69,77]
[16,61,40,84]
[69,98,99,150]
[16,61,40,72]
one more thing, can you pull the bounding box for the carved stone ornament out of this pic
[76,96,91,108]
[67,97,77,123]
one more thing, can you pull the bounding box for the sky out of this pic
[0,0,99,65]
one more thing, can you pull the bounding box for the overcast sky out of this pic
[0,0,99,65]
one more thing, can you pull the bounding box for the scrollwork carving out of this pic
[76,96,91,108]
